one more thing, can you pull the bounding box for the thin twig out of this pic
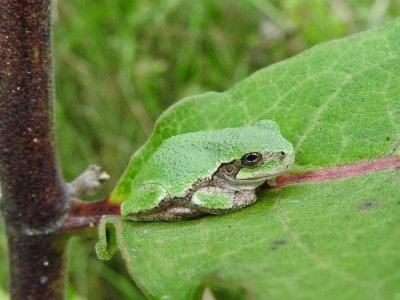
[67,165,110,198]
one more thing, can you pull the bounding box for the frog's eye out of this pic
[241,152,262,166]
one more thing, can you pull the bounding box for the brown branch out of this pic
[0,1,68,299]
[63,199,120,232]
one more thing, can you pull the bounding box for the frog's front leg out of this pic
[191,187,257,214]
[122,183,204,221]
[121,183,170,219]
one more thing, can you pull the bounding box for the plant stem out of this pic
[0,1,68,298]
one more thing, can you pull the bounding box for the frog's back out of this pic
[131,130,220,197]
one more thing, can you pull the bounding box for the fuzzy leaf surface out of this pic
[98,21,400,300]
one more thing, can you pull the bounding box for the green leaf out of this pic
[98,20,400,299]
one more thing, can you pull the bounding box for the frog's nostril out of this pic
[280,151,286,156]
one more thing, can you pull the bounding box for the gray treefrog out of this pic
[113,120,294,221]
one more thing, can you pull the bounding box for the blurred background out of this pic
[0,0,399,298]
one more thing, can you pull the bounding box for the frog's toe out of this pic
[231,190,257,208]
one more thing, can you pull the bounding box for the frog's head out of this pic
[216,149,294,191]
[214,120,295,191]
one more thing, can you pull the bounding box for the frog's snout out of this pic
[282,152,295,170]
[274,149,294,169]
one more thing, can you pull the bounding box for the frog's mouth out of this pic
[221,173,281,191]
[236,173,281,181]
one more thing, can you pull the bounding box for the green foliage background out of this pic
[0,0,399,299]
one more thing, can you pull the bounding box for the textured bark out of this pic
[0,1,68,299]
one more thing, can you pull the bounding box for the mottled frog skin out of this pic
[113,120,294,221]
